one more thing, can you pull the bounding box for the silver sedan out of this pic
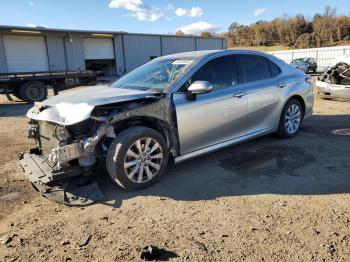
[23,50,314,192]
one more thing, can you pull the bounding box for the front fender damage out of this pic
[20,95,178,206]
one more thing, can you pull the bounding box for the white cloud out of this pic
[254,8,268,17]
[175,7,203,17]
[177,21,220,35]
[28,1,34,6]
[108,0,164,22]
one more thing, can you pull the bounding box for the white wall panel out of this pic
[83,38,114,59]
[3,34,49,72]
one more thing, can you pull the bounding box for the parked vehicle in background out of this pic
[291,58,317,73]
[0,70,97,103]
[316,55,350,99]
[20,50,313,200]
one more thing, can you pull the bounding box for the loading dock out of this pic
[0,25,226,102]
[83,37,116,76]
[3,34,49,72]
[0,25,226,76]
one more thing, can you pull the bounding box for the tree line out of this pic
[227,6,350,49]
[176,6,350,49]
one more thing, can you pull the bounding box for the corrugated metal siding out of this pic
[2,34,49,72]
[45,32,66,71]
[0,28,226,74]
[123,34,161,72]
[64,33,85,70]
[196,38,224,50]
[161,36,196,55]
[0,33,7,73]
[114,35,125,75]
[83,38,115,59]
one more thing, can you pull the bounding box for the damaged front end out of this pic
[19,113,116,205]
[19,89,176,205]
[316,58,350,99]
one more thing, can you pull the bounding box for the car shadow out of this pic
[94,114,350,208]
[0,102,32,117]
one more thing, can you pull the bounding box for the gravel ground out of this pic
[0,86,350,261]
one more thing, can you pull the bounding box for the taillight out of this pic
[305,75,313,84]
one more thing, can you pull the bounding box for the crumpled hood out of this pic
[27,85,152,126]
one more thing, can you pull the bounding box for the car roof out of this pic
[157,49,274,61]
[293,57,313,60]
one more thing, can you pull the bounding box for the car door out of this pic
[237,54,285,133]
[173,55,248,155]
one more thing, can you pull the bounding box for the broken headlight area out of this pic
[54,126,70,141]
[22,119,117,176]
[319,62,350,85]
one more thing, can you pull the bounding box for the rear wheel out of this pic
[19,81,47,103]
[106,126,169,191]
[277,99,303,138]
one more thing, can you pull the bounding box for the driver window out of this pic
[178,55,238,92]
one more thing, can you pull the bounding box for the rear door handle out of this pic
[277,83,287,88]
[233,91,247,98]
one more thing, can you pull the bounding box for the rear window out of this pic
[268,60,281,77]
[239,55,272,83]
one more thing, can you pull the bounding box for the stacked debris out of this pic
[320,62,350,85]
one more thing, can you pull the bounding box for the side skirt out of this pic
[174,128,273,164]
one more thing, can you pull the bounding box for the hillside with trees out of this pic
[227,6,350,49]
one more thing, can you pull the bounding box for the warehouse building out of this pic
[0,25,226,76]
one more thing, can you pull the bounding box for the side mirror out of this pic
[188,81,213,95]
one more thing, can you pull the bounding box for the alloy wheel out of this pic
[123,137,164,184]
[285,104,301,134]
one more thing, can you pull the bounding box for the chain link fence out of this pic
[268,45,350,72]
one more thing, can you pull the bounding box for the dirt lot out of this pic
[0,86,350,262]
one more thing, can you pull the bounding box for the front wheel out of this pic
[106,126,169,191]
[277,99,303,138]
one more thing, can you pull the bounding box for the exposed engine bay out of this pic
[315,56,350,99]
[319,62,350,85]
[19,85,178,206]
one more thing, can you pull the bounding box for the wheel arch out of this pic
[112,116,177,157]
[287,94,306,118]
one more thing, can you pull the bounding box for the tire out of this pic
[106,126,169,191]
[277,99,304,138]
[19,81,48,103]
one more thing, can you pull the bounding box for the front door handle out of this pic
[233,91,247,98]
[277,83,287,88]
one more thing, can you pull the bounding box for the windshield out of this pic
[292,58,310,64]
[111,59,194,93]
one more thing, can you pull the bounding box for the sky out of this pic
[1,0,350,35]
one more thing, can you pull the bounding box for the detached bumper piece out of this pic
[19,149,105,206]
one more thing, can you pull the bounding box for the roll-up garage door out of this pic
[83,38,114,59]
[3,34,49,72]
